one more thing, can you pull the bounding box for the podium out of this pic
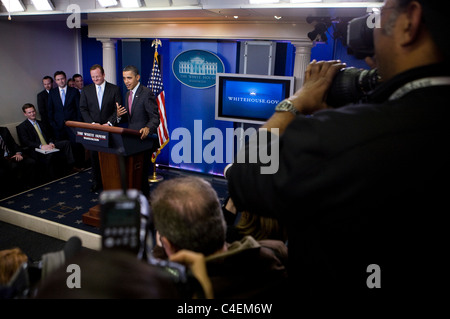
[66,121,157,227]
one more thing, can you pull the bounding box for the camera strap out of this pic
[388,76,450,101]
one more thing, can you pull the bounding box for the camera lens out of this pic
[326,67,379,108]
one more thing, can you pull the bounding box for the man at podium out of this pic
[80,64,122,193]
[116,65,160,197]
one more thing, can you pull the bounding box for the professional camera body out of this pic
[100,189,203,298]
[327,13,380,108]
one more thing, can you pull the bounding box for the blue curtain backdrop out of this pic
[81,30,369,176]
[164,40,237,176]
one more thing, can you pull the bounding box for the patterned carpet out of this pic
[0,167,229,236]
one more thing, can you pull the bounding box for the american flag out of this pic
[148,50,169,162]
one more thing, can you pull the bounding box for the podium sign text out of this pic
[76,128,109,148]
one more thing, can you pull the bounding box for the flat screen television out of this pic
[215,73,295,125]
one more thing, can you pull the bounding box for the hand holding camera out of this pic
[289,60,347,115]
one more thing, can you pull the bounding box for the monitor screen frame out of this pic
[215,73,295,125]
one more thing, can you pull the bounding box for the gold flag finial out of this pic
[152,39,162,53]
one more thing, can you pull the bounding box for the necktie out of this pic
[128,90,133,114]
[61,89,66,106]
[97,85,103,110]
[33,122,47,146]
[0,135,9,157]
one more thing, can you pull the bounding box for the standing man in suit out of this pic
[73,73,84,93]
[0,127,36,198]
[80,64,122,192]
[17,103,75,182]
[116,65,160,197]
[47,70,84,168]
[37,75,53,132]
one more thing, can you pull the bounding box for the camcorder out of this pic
[100,189,204,298]
[327,13,381,108]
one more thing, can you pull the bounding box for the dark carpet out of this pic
[0,166,229,260]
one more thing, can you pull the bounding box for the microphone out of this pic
[63,236,82,261]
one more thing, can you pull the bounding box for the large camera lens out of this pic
[326,67,379,108]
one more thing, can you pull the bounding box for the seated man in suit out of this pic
[0,127,36,199]
[17,103,76,183]
[150,176,288,299]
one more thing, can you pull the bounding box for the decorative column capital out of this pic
[291,40,314,50]
[96,38,118,45]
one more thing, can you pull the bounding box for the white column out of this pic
[74,28,83,75]
[97,38,117,84]
[291,41,314,92]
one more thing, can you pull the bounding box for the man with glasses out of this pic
[227,0,450,296]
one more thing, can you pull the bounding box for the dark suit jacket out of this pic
[16,119,56,150]
[0,127,22,158]
[227,63,450,293]
[80,82,122,125]
[47,86,81,141]
[37,89,51,130]
[123,84,160,133]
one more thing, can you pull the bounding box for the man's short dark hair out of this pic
[90,64,104,74]
[123,65,140,76]
[54,71,66,79]
[22,103,36,113]
[397,0,450,60]
[72,73,83,80]
[42,76,53,83]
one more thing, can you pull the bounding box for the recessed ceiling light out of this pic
[31,0,55,11]
[1,0,25,12]
[120,0,142,8]
[97,0,118,7]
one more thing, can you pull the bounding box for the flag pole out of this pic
[149,161,163,183]
[149,39,164,183]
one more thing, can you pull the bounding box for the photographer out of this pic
[227,0,450,295]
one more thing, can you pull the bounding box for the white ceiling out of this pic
[1,0,383,23]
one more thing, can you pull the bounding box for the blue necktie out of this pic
[61,89,66,106]
[97,86,103,110]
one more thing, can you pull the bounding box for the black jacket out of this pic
[80,82,122,125]
[227,63,450,295]
[0,127,22,159]
[122,84,160,134]
[17,119,56,150]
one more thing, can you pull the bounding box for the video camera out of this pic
[327,13,381,108]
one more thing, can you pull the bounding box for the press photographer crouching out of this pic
[226,0,450,295]
[32,189,212,299]
[2,185,212,299]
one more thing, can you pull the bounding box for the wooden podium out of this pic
[66,121,157,227]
